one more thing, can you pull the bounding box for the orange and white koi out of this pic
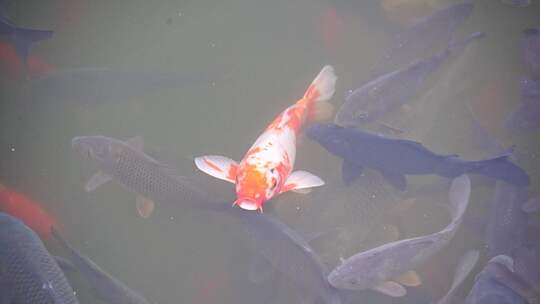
[195,65,337,212]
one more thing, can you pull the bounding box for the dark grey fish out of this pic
[485,182,528,259]
[336,32,485,127]
[0,14,53,66]
[305,123,530,190]
[71,135,222,218]
[371,1,474,76]
[327,175,470,297]
[51,228,151,304]
[522,28,540,78]
[239,212,342,304]
[486,255,540,304]
[436,250,480,304]
[24,68,213,104]
[273,169,402,270]
[465,256,526,304]
[0,213,79,304]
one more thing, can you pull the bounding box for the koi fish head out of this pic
[234,164,283,212]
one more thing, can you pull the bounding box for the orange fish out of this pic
[0,183,61,239]
[195,66,337,212]
[0,41,54,80]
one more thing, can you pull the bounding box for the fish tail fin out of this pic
[466,154,530,186]
[303,65,337,121]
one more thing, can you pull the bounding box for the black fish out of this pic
[51,228,151,304]
[0,213,79,304]
[238,212,341,304]
[305,123,530,190]
[465,256,526,304]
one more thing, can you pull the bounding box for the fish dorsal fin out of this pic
[84,171,112,192]
[372,281,407,297]
[136,196,155,218]
[395,271,422,287]
[194,155,238,183]
[281,170,325,193]
[125,136,144,152]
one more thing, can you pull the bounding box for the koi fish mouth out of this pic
[233,198,262,212]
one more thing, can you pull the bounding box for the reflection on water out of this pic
[0,0,539,303]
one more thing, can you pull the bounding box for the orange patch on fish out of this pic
[0,183,62,239]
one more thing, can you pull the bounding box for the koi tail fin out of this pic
[303,65,337,121]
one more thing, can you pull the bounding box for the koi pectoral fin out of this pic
[194,155,238,183]
[281,170,324,193]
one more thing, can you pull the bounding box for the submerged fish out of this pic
[0,41,53,80]
[195,66,337,212]
[24,67,213,104]
[306,123,530,190]
[436,250,480,304]
[485,182,528,259]
[486,255,540,304]
[274,169,402,271]
[465,256,526,304]
[327,175,471,297]
[51,228,151,304]
[522,28,540,79]
[72,135,219,218]
[0,14,53,67]
[336,32,484,127]
[0,213,79,304]
[371,0,474,75]
[238,211,341,304]
[0,183,61,239]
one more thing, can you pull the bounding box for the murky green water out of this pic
[0,0,539,303]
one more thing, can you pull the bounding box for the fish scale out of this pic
[0,213,79,304]
[106,139,215,209]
